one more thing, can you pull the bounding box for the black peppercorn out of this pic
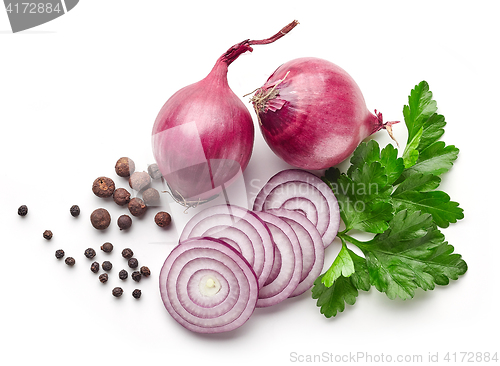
[119,269,128,280]
[43,230,53,240]
[90,262,99,273]
[117,214,132,230]
[115,157,135,178]
[131,271,142,282]
[132,289,142,299]
[84,248,96,259]
[121,248,133,259]
[140,266,151,277]
[102,261,112,271]
[65,257,75,266]
[101,242,113,253]
[99,273,108,283]
[147,163,162,180]
[128,197,147,217]
[128,258,138,269]
[18,205,28,216]
[90,208,111,230]
[129,171,151,192]
[70,205,80,217]
[155,211,172,228]
[142,187,160,206]
[113,188,131,206]
[112,287,123,297]
[92,176,115,198]
[55,249,65,259]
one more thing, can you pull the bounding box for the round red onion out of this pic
[251,57,398,170]
[253,169,340,248]
[152,21,298,204]
[252,211,303,307]
[266,208,325,297]
[159,237,258,334]
[179,204,274,289]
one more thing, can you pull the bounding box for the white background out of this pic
[1,1,499,365]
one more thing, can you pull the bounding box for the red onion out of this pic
[152,21,298,204]
[253,169,340,248]
[159,237,259,334]
[179,204,274,289]
[250,57,398,170]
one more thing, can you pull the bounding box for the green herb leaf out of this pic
[322,242,355,287]
[400,142,460,180]
[357,210,467,300]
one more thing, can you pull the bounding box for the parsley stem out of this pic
[337,232,366,249]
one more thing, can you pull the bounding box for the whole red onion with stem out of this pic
[250,57,398,170]
[152,21,299,206]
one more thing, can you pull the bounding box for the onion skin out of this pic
[152,50,254,201]
[252,57,395,170]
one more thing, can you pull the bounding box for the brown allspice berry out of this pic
[113,187,131,206]
[155,211,171,228]
[142,187,160,206]
[129,171,151,192]
[122,248,133,259]
[117,214,132,230]
[99,273,108,283]
[128,258,139,269]
[147,163,162,179]
[101,242,113,253]
[90,208,111,230]
[43,230,53,240]
[128,197,147,217]
[140,266,151,277]
[132,289,142,299]
[115,157,135,178]
[65,257,75,266]
[112,287,124,297]
[18,205,28,216]
[92,176,115,198]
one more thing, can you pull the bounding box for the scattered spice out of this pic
[18,205,28,216]
[121,248,133,259]
[128,197,147,217]
[132,289,142,299]
[131,271,142,282]
[128,258,139,269]
[113,188,131,206]
[129,171,151,192]
[55,249,65,259]
[102,261,113,271]
[142,187,160,206]
[65,257,75,266]
[112,287,124,297]
[90,208,111,230]
[101,242,113,253]
[115,157,135,178]
[147,163,162,179]
[140,266,151,277]
[84,248,96,259]
[70,205,80,217]
[90,262,100,273]
[155,211,172,227]
[119,269,128,280]
[117,214,132,230]
[99,273,108,283]
[43,230,53,240]
[92,176,116,198]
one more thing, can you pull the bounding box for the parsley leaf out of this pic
[356,210,467,300]
[314,81,467,318]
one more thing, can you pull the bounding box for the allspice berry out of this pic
[70,205,80,217]
[92,177,115,198]
[113,188,131,206]
[142,187,160,206]
[115,157,135,178]
[117,214,132,230]
[18,205,28,216]
[101,242,113,253]
[90,208,111,230]
[128,197,147,217]
[155,211,171,228]
[43,230,53,240]
[147,163,162,179]
[129,171,151,192]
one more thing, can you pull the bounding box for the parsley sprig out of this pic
[312,81,467,318]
